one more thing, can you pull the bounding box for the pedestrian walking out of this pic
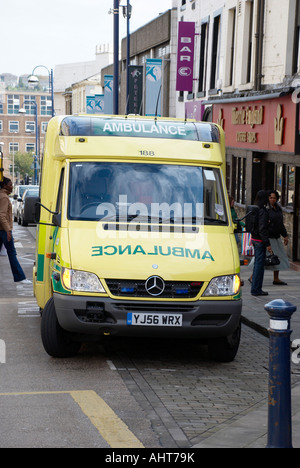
[250,190,272,296]
[266,190,289,285]
[0,177,31,284]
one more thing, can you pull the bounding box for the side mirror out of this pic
[52,213,61,227]
[13,194,18,200]
[34,198,41,223]
[34,201,60,226]
[24,196,40,225]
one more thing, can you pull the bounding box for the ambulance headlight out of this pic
[62,268,106,293]
[203,275,240,297]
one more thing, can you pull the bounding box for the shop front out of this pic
[211,93,300,261]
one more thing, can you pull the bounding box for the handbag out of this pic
[265,254,280,266]
[241,231,254,256]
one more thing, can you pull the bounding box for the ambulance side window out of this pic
[56,169,65,214]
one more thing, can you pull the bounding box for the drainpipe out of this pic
[254,0,265,91]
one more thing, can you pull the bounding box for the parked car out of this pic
[13,185,38,222]
[18,187,40,226]
[13,185,30,221]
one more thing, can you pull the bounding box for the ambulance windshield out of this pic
[68,162,228,226]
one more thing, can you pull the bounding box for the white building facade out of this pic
[173,0,300,261]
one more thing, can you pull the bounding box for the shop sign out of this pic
[128,66,143,115]
[213,95,296,153]
[185,101,205,121]
[176,22,195,92]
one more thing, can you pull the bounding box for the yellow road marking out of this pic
[71,390,144,448]
[0,390,144,448]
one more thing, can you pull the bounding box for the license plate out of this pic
[127,313,182,327]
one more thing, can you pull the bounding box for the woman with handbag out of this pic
[267,190,289,285]
[250,190,273,296]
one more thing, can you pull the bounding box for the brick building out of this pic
[0,90,52,182]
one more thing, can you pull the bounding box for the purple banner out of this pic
[185,101,205,121]
[176,22,195,92]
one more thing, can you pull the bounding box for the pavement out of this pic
[2,226,300,448]
[195,260,300,448]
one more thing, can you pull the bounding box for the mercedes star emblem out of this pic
[145,276,165,296]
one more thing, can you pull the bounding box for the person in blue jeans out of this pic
[250,190,273,296]
[0,177,31,284]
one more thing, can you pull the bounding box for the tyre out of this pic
[41,298,82,358]
[208,321,241,363]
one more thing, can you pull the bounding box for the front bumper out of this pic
[53,293,242,339]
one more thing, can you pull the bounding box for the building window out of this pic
[25,121,35,133]
[0,95,3,114]
[7,95,20,114]
[287,166,295,208]
[232,156,246,204]
[198,21,209,93]
[23,95,37,115]
[246,0,254,83]
[210,14,221,90]
[41,96,52,115]
[9,121,19,133]
[0,121,2,133]
[276,164,295,208]
[25,143,35,153]
[9,142,19,154]
[293,0,300,74]
[138,53,150,65]
[228,8,236,86]
[155,44,170,58]
[41,122,48,133]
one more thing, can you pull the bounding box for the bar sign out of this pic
[176,22,195,92]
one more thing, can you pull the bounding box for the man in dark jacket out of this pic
[250,190,273,296]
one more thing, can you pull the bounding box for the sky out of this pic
[0,0,173,76]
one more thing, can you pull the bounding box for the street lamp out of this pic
[113,0,120,115]
[19,101,39,185]
[122,1,132,115]
[28,65,54,117]
[110,1,132,115]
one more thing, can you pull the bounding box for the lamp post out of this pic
[122,0,132,115]
[111,1,132,115]
[113,0,120,115]
[11,132,18,188]
[19,100,39,185]
[28,65,54,117]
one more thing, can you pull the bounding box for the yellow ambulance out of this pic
[33,115,242,361]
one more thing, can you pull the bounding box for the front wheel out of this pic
[208,321,241,363]
[41,298,82,358]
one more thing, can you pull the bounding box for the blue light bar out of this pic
[120,287,135,294]
[175,288,189,295]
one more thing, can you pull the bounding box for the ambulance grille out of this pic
[112,303,197,313]
[105,279,203,298]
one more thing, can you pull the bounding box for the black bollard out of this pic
[264,299,297,449]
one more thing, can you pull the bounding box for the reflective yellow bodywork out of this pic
[34,115,240,312]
